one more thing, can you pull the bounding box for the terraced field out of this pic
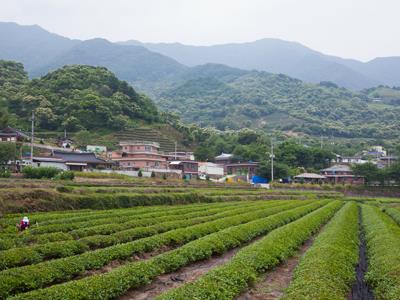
[1,195,400,299]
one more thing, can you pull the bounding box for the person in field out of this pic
[17,216,30,231]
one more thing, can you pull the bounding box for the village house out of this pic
[32,150,111,171]
[0,127,29,142]
[226,162,259,179]
[320,164,364,185]
[169,161,199,179]
[111,141,168,170]
[294,173,327,184]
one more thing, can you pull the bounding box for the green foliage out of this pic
[362,205,400,299]
[0,142,17,165]
[54,171,75,181]
[1,201,294,298]
[151,171,156,178]
[157,201,341,300]
[156,68,400,139]
[283,202,359,299]
[22,166,61,179]
[138,170,143,177]
[0,61,160,131]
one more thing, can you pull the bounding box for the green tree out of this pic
[352,162,381,185]
[0,142,17,165]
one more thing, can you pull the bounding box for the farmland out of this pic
[1,181,400,299]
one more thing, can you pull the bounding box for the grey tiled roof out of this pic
[52,151,107,164]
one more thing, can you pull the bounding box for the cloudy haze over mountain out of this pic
[1,0,400,61]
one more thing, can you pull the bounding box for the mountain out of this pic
[2,22,400,90]
[0,22,187,92]
[121,38,400,90]
[32,38,187,91]
[0,61,159,131]
[155,63,400,139]
[0,22,79,72]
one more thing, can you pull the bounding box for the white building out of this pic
[198,162,224,179]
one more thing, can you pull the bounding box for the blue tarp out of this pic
[252,176,268,184]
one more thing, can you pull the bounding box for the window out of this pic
[145,146,151,152]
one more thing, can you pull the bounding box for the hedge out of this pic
[9,201,330,299]
[282,202,359,299]
[156,201,342,300]
[362,205,400,299]
[0,200,306,298]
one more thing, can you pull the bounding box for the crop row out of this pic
[156,201,342,300]
[362,205,400,299]
[26,201,245,234]
[0,200,311,298]
[9,201,332,299]
[0,201,251,249]
[0,201,274,269]
[282,202,359,299]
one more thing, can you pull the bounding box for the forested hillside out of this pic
[154,64,400,139]
[0,61,159,131]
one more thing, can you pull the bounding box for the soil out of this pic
[236,239,313,300]
[350,207,374,300]
[80,245,173,278]
[118,246,241,300]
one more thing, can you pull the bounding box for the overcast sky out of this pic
[1,0,399,61]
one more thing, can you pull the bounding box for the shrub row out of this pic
[0,200,308,298]
[27,201,245,235]
[363,205,400,299]
[9,201,331,299]
[282,202,359,299]
[0,202,243,249]
[157,201,342,300]
[381,206,400,225]
[0,202,264,269]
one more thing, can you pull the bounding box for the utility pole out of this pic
[174,141,177,160]
[30,110,35,162]
[270,139,275,183]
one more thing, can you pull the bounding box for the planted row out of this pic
[282,202,359,299]
[157,201,342,300]
[0,200,306,298]
[10,201,330,299]
[362,205,400,299]
[0,201,266,269]
[1,201,247,249]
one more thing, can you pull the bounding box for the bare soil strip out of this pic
[236,239,313,300]
[350,207,374,300]
[118,246,241,300]
[81,245,173,278]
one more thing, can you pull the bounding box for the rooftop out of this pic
[52,150,108,164]
[215,153,233,160]
[321,165,352,172]
[295,173,326,179]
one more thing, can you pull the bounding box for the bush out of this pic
[55,171,75,181]
[162,173,167,180]
[22,166,61,179]
[138,170,143,177]
[151,171,156,178]
[0,169,11,178]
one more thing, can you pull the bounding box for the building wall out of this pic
[198,164,224,177]
[33,162,68,171]
[121,145,158,153]
[0,136,17,142]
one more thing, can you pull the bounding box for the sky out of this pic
[1,0,399,61]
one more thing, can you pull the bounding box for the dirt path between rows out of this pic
[236,239,313,300]
[349,207,374,300]
[118,246,241,300]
